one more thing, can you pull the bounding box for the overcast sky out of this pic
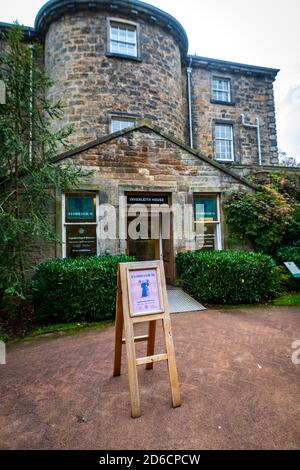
[1,0,300,161]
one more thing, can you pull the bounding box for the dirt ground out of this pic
[0,306,299,450]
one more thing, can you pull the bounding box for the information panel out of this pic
[128,268,162,316]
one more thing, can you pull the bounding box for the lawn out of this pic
[273,293,300,306]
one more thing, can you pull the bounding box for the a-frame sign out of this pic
[113,261,181,418]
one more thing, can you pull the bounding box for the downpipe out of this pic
[241,114,262,166]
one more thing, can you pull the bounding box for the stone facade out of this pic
[54,125,255,270]
[44,10,188,146]
[0,1,281,275]
[191,62,278,166]
[1,1,280,166]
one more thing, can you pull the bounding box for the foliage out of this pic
[0,332,9,343]
[176,251,280,305]
[275,245,300,292]
[278,149,300,168]
[0,24,87,299]
[31,255,135,323]
[224,171,300,256]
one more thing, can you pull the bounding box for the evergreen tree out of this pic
[0,24,86,299]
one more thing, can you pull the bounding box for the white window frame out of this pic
[110,116,136,134]
[214,124,235,162]
[212,76,231,103]
[62,193,100,258]
[108,18,139,58]
[194,194,222,251]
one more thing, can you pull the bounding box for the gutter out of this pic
[187,57,193,149]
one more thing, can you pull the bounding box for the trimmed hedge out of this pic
[31,255,135,323]
[176,251,280,305]
[276,246,300,292]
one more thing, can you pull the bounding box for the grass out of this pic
[273,293,300,307]
[8,320,114,344]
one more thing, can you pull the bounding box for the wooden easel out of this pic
[113,261,181,418]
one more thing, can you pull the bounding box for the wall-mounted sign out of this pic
[66,194,96,222]
[284,262,300,278]
[66,225,97,257]
[195,197,217,222]
[113,261,181,418]
[127,195,169,205]
[128,268,162,317]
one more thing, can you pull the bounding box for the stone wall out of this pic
[191,66,278,165]
[56,126,254,258]
[44,10,187,146]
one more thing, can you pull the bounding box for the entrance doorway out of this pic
[126,193,174,284]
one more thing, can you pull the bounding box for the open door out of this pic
[126,194,175,284]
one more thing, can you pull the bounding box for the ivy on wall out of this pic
[223,171,300,256]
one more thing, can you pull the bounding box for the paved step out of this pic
[167,287,206,314]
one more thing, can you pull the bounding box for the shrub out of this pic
[223,187,293,256]
[31,255,135,323]
[176,251,280,305]
[275,246,300,292]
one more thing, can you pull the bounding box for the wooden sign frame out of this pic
[113,261,181,418]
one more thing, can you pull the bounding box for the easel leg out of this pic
[113,291,123,377]
[162,316,182,408]
[146,320,157,371]
[124,320,141,418]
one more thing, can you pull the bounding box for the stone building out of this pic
[0,0,281,281]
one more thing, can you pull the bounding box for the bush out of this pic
[176,251,280,305]
[31,255,135,323]
[275,246,300,292]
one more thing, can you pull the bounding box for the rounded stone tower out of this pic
[35,0,189,146]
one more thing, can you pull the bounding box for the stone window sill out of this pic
[211,99,236,106]
[106,52,142,62]
[216,159,236,164]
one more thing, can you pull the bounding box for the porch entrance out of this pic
[126,193,174,284]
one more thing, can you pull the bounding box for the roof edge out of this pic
[189,54,280,78]
[0,21,37,40]
[52,120,257,190]
[34,0,188,56]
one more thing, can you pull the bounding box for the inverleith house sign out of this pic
[127,195,169,205]
[113,261,181,418]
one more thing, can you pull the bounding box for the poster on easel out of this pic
[127,267,164,317]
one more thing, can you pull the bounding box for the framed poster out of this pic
[127,266,164,317]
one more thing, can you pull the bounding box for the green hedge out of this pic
[176,251,280,305]
[276,246,300,292]
[31,255,135,323]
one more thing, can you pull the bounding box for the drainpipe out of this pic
[28,44,34,162]
[187,58,194,149]
[241,114,262,166]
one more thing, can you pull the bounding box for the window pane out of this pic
[215,124,234,161]
[111,118,135,133]
[195,223,217,250]
[110,22,137,57]
[212,77,231,102]
[66,225,97,258]
[66,193,96,223]
[194,197,218,222]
